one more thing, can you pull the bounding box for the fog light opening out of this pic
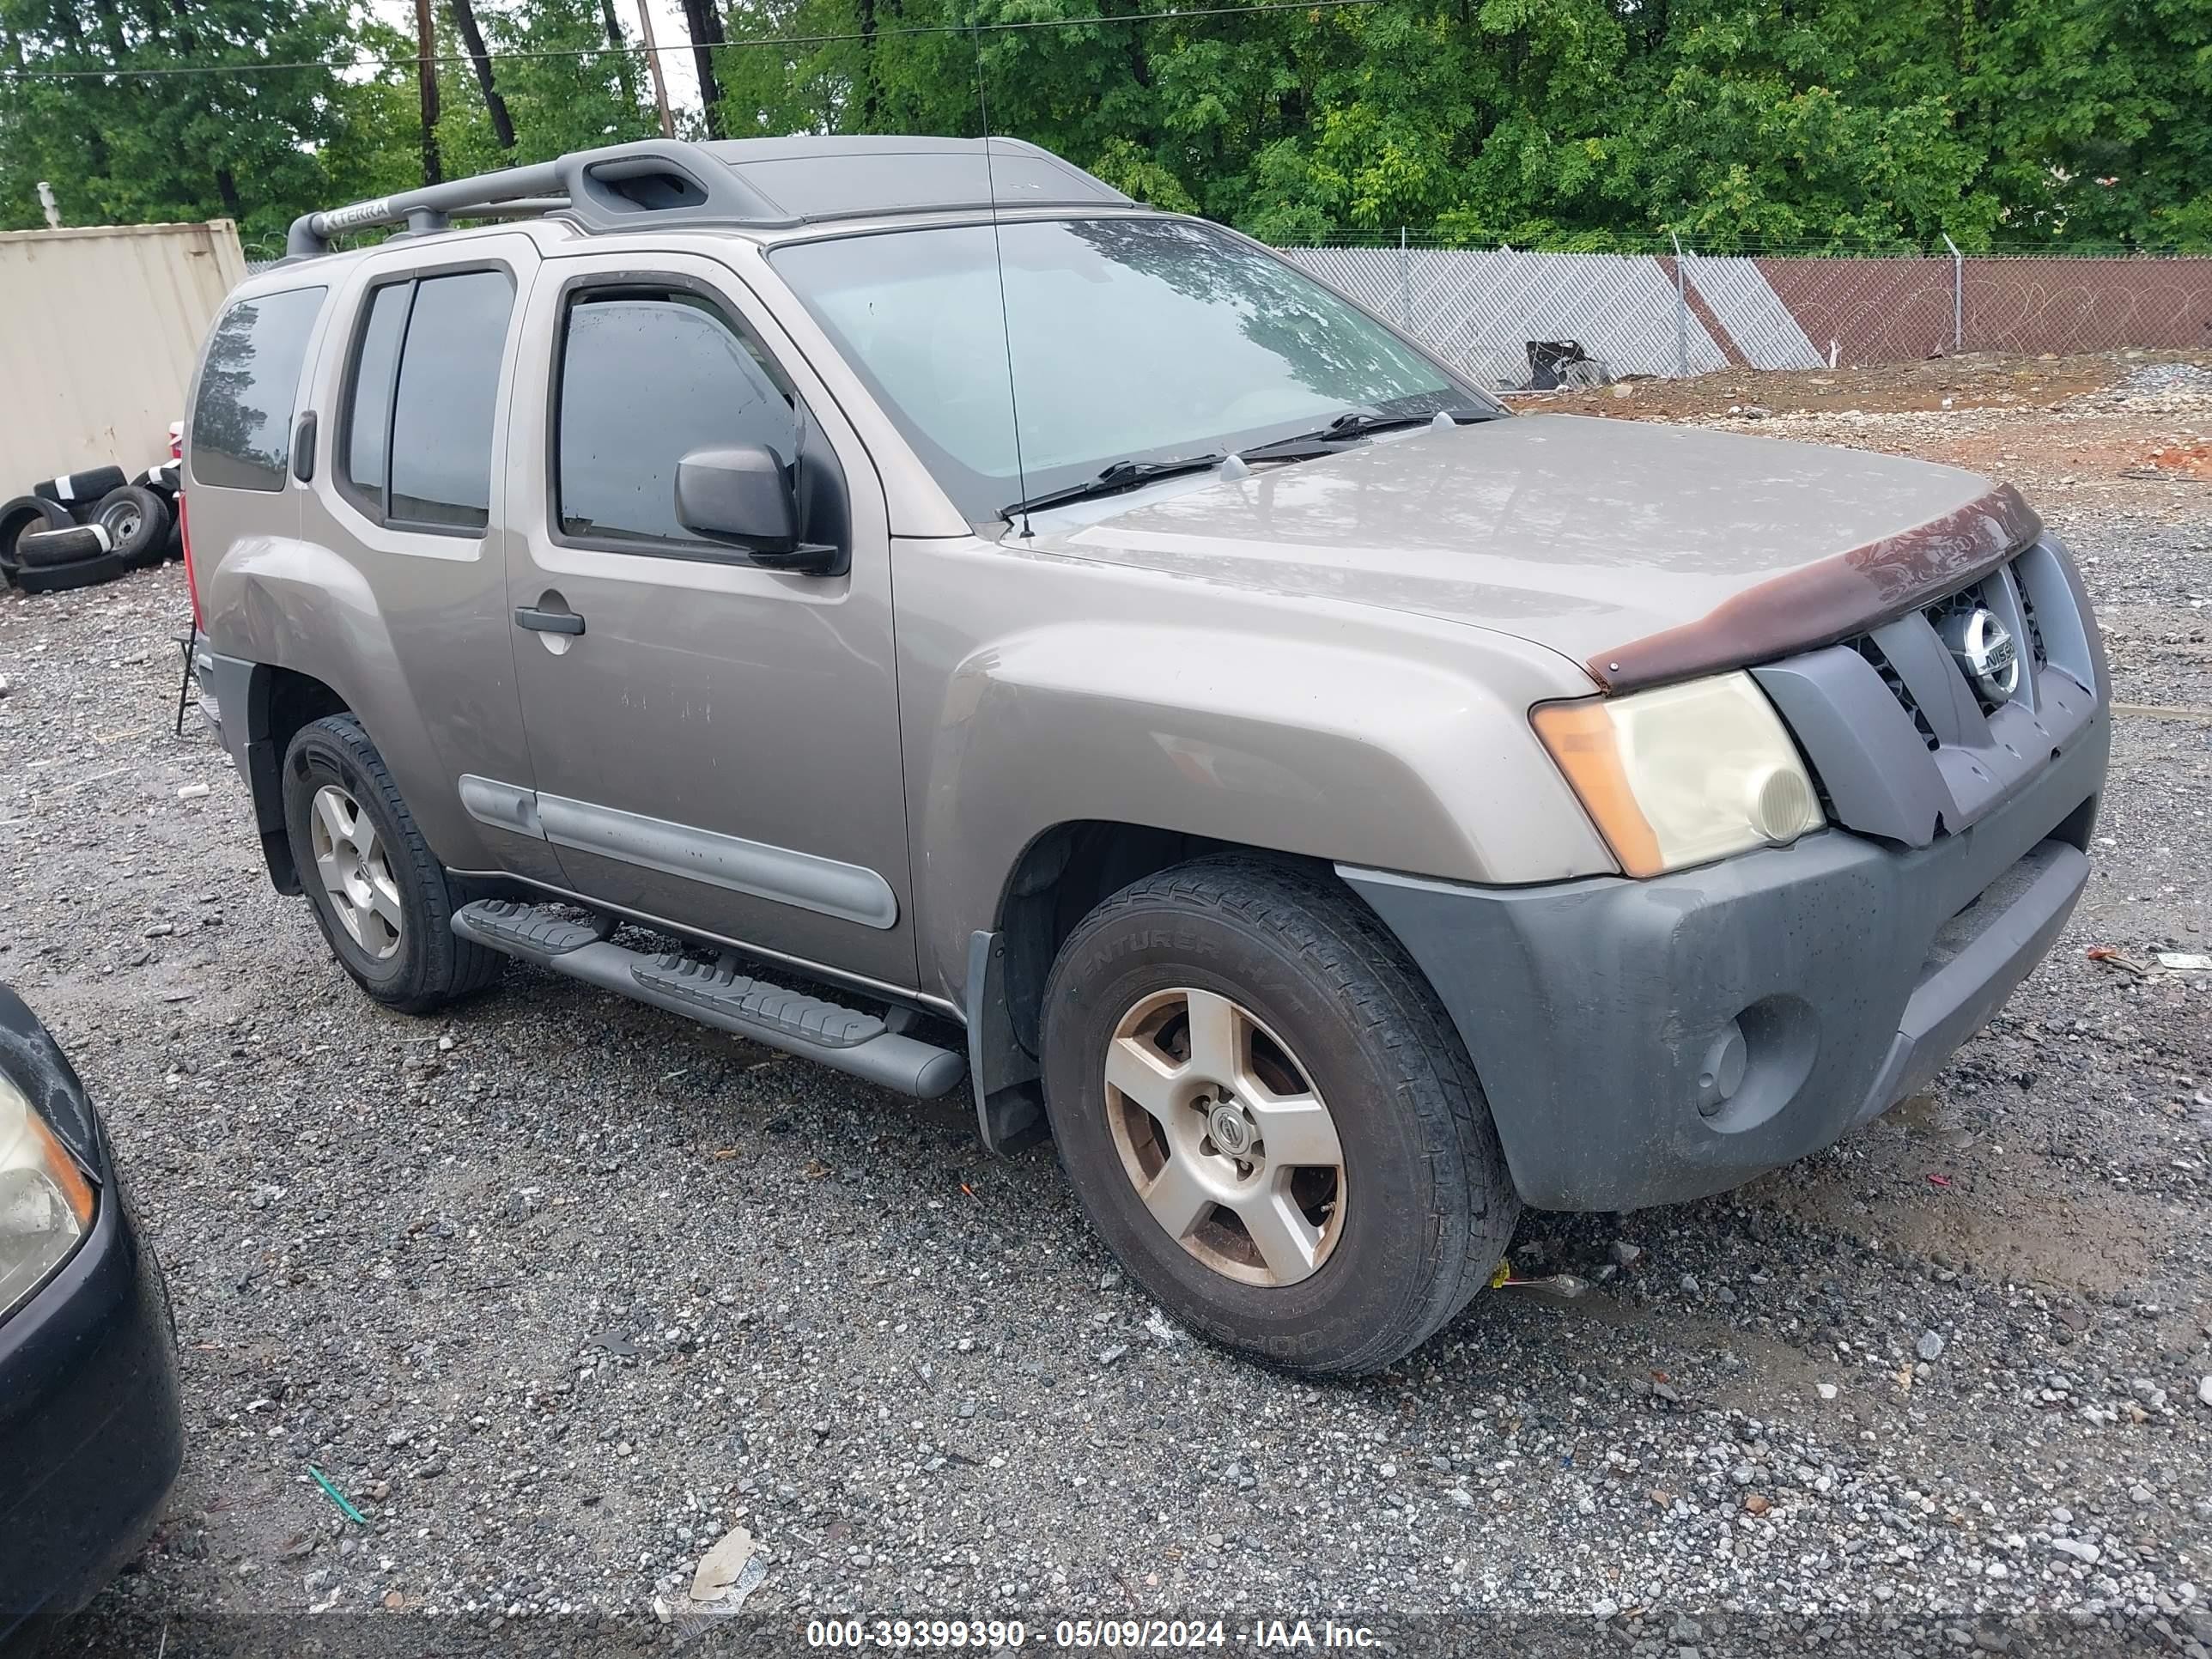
[1696,1022,1749,1117]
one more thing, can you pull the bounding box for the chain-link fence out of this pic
[1273,238,2212,389]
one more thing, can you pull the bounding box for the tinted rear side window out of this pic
[343,283,411,514]
[556,290,795,545]
[387,270,514,532]
[189,286,326,492]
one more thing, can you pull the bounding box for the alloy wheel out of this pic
[308,783,404,960]
[1102,987,1346,1286]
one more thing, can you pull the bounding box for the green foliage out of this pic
[434,0,657,175]
[0,0,405,252]
[2,0,2209,250]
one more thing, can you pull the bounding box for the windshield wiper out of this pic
[1240,407,1499,461]
[1001,454,1224,520]
[1325,407,1498,440]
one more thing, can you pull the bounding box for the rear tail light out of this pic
[179,491,202,631]
[168,421,183,462]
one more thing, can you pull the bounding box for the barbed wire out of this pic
[1282,230,2212,258]
[0,0,1392,80]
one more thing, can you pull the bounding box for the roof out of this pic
[284,135,1133,259]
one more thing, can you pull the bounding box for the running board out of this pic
[452,900,967,1099]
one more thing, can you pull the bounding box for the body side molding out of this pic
[458,775,898,930]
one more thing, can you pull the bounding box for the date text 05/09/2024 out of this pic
[803,1618,1381,1650]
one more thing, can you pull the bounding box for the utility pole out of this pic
[635,0,676,138]
[1668,229,1688,378]
[414,0,441,186]
[1943,233,1965,352]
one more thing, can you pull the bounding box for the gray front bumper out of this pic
[1341,720,2106,1212]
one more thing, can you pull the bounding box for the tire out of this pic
[33,465,126,512]
[89,485,170,568]
[14,549,132,593]
[0,494,71,582]
[282,715,503,1014]
[1040,855,1518,1376]
[15,522,112,568]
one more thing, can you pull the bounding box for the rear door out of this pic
[296,236,556,884]
[496,248,915,991]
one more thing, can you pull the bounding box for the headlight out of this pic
[0,1068,95,1320]
[1532,672,1825,878]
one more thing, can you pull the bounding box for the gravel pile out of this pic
[3,436,2208,1656]
[2116,362,2212,401]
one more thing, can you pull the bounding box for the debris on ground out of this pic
[653,1524,768,1636]
[2087,945,2153,975]
[1493,1270,1592,1300]
[307,1466,367,1526]
[689,1525,763,1605]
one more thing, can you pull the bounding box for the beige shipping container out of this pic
[0,219,246,488]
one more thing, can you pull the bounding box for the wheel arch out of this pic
[233,663,353,894]
[198,526,508,890]
[963,817,1340,1155]
[991,819,1334,1059]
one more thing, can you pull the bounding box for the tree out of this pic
[678,0,725,138]
[449,0,516,149]
[4,0,2209,252]
[0,0,392,251]
[434,0,655,173]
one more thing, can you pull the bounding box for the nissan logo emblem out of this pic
[1941,605,2020,705]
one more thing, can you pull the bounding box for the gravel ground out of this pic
[5,361,2210,1658]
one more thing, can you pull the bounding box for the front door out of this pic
[497,250,915,992]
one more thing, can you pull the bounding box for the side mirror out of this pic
[674,445,839,573]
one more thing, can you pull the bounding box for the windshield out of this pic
[770,216,1488,523]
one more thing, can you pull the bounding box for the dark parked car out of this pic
[0,986,183,1656]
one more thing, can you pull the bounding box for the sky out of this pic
[368,0,707,125]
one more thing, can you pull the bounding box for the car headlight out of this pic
[0,1067,95,1320]
[1532,672,1825,878]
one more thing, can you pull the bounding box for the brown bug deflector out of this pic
[1587,482,2044,694]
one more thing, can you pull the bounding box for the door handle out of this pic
[514,605,585,635]
[290,410,317,482]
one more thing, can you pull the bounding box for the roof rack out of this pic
[285,135,1134,259]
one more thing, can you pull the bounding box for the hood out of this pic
[1032,415,2039,692]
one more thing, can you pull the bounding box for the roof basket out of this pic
[285,136,1133,259]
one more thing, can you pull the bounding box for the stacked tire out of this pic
[0,462,181,594]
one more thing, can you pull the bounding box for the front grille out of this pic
[1857,549,2048,731]
[1922,581,1985,638]
[2016,576,2049,666]
[1754,536,2100,848]
[1850,635,1940,750]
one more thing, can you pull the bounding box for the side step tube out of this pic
[453,902,967,1099]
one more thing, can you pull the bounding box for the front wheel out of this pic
[1040,856,1518,1376]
